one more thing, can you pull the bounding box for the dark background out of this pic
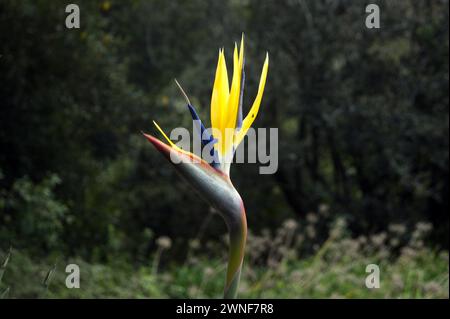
[0,0,448,298]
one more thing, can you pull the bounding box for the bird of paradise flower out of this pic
[143,35,269,298]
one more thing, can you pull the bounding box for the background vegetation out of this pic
[0,0,448,298]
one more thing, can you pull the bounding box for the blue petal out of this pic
[186,103,220,168]
[187,104,213,144]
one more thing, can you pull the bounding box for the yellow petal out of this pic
[210,49,230,156]
[223,43,242,154]
[235,53,269,146]
[152,120,187,154]
[218,49,230,128]
[239,33,244,71]
[210,50,222,133]
[228,43,240,118]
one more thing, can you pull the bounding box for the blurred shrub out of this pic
[0,173,68,253]
[0,216,447,299]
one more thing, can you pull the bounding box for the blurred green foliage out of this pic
[0,217,448,298]
[0,0,448,298]
[1,174,68,252]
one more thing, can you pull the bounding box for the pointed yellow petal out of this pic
[223,43,242,155]
[218,49,230,125]
[210,50,223,133]
[152,120,186,154]
[235,53,269,146]
[239,34,244,71]
[210,49,230,156]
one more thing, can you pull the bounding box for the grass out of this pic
[0,217,448,299]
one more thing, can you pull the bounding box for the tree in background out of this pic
[0,0,448,263]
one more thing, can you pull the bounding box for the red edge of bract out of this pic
[141,132,172,155]
[141,132,229,179]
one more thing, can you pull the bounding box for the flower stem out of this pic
[223,209,247,299]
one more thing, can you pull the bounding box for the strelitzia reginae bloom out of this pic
[143,35,268,298]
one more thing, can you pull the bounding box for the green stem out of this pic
[223,209,247,299]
